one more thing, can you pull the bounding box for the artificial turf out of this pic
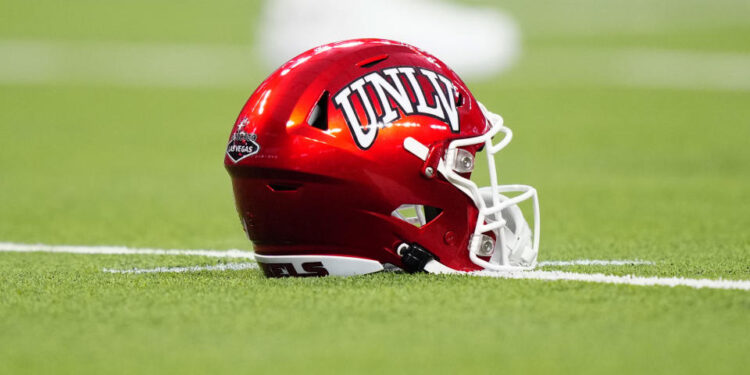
[1,0,748,374]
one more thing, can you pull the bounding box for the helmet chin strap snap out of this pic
[395,243,464,275]
[396,243,436,273]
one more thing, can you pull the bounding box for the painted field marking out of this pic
[103,262,258,274]
[537,259,653,266]
[0,39,254,88]
[258,0,520,79]
[0,242,255,259]
[2,242,747,290]
[0,242,647,267]
[470,270,750,291]
[531,46,750,91]
[1,39,749,91]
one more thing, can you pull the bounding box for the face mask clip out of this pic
[445,148,475,173]
[421,143,445,179]
[469,234,496,257]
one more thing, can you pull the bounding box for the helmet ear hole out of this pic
[423,205,443,223]
[307,91,329,131]
[392,204,443,227]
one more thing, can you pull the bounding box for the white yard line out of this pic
[470,270,750,291]
[0,242,255,259]
[0,242,647,265]
[1,242,747,290]
[605,48,750,91]
[1,39,749,91]
[0,39,254,88]
[103,262,258,274]
[538,259,653,266]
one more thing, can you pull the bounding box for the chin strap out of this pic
[396,243,462,275]
[396,241,536,274]
[396,243,434,273]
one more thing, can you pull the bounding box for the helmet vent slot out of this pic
[357,54,389,68]
[392,204,443,228]
[307,91,329,131]
[267,183,301,192]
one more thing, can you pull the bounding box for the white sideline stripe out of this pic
[3,242,747,290]
[0,39,255,88]
[1,39,749,90]
[103,262,258,274]
[538,259,653,266]
[608,48,750,91]
[470,270,750,291]
[533,47,750,91]
[0,243,648,266]
[0,242,255,259]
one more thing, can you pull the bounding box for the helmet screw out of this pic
[481,241,493,253]
[443,231,456,246]
[424,167,434,178]
[477,237,495,256]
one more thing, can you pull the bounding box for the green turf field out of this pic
[1,1,748,374]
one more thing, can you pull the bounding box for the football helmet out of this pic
[225,39,539,277]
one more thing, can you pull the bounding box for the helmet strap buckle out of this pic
[396,243,437,273]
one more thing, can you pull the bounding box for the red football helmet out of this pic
[225,39,539,277]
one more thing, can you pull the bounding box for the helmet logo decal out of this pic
[226,117,260,163]
[333,67,460,150]
[258,261,330,278]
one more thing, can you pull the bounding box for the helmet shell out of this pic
[225,39,490,271]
